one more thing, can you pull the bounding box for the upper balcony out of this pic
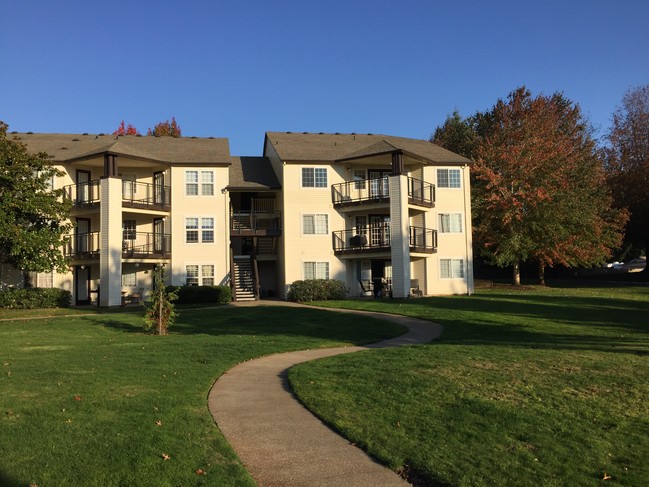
[331,176,435,209]
[63,180,171,211]
[332,225,437,256]
[64,232,171,260]
[230,211,282,236]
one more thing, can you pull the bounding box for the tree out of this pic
[113,120,139,136]
[147,117,181,137]
[605,85,649,265]
[0,121,72,276]
[430,110,479,160]
[143,265,178,335]
[435,88,626,285]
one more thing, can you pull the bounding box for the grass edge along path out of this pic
[0,304,405,487]
[289,285,649,487]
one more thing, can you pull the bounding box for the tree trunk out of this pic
[512,261,521,286]
[537,262,546,286]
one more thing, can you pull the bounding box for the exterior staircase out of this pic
[232,256,257,301]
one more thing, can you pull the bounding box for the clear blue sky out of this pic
[1,0,647,156]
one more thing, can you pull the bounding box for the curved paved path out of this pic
[208,302,442,487]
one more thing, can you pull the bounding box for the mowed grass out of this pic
[0,305,404,487]
[289,284,649,487]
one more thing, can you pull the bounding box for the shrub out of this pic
[0,288,71,309]
[144,265,177,335]
[287,279,347,302]
[165,285,232,305]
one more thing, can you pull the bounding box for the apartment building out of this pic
[8,130,473,305]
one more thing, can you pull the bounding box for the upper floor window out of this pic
[303,214,328,235]
[439,214,463,233]
[123,220,136,240]
[186,170,215,196]
[186,217,214,243]
[302,167,327,188]
[353,169,366,189]
[437,168,461,188]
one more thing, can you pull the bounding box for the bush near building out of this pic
[287,280,347,302]
[0,288,71,309]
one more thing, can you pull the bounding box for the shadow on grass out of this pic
[0,470,22,487]
[86,305,404,344]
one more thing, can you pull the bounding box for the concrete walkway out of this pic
[208,302,443,487]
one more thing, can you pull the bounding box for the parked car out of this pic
[606,261,624,269]
[622,257,646,272]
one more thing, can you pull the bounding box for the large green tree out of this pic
[434,88,626,284]
[0,122,72,275]
[605,85,649,265]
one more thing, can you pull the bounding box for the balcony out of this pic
[230,211,281,236]
[63,180,171,211]
[64,232,171,259]
[331,176,434,208]
[332,225,437,255]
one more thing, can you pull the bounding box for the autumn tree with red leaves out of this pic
[147,117,181,137]
[435,87,627,285]
[113,120,139,136]
[605,85,649,266]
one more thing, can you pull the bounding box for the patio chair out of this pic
[131,288,144,304]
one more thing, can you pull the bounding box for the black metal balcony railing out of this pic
[63,180,101,205]
[331,176,435,207]
[122,181,171,210]
[64,232,171,259]
[63,180,171,210]
[230,211,281,236]
[333,225,437,255]
[407,177,435,207]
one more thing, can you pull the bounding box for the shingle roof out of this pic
[265,132,472,165]
[10,133,231,164]
[228,156,281,190]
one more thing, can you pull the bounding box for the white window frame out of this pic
[185,263,215,286]
[303,261,330,280]
[301,167,327,188]
[437,168,462,189]
[440,258,465,279]
[185,170,215,196]
[29,272,53,288]
[121,270,137,287]
[185,171,199,196]
[302,213,328,235]
[353,169,366,189]
[438,213,463,233]
[201,171,214,196]
[186,216,216,243]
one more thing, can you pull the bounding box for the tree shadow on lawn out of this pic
[413,293,649,355]
[0,469,23,487]
[87,305,404,344]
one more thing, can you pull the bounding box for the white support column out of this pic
[99,177,123,306]
[462,165,475,294]
[389,174,411,298]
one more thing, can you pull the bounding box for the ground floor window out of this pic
[186,264,215,286]
[121,271,137,287]
[304,261,329,280]
[29,272,53,288]
[440,259,464,278]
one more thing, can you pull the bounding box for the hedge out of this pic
[165,285,232,305]
[0,288,72,309]
[287,279,347,302]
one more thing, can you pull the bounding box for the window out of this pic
[201,171,214,196]
[302,167,327,187]
[304,262,329,280]
[353,169,366,189]
[122,271,136,287]
[440,259,465,278]
[29,272,53,288]
[201,265,215,286]
[123,220,136,240]
[437,168,461,188]
[186,264,214,286]
[186,218,199,243]
[201,218,214,242]
[121,173,136,199]
[303,214,328,235]
[186,217,215,243]
[186,171,199,195]
[355,216,368,235]
[439,214,463,233]
[186,265,199,286]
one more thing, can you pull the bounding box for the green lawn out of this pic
[289,284,649,487]
[0,305,403,487]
